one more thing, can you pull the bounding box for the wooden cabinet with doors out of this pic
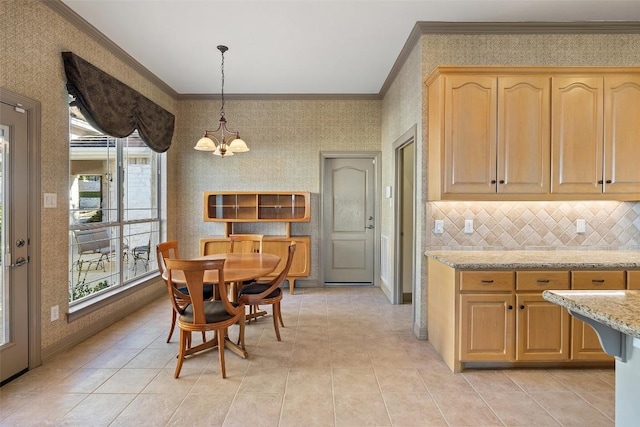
[426,66,640,201]
[552,75,640,196]
[515,271,570,361]
[201,191,311,294]
[570,271,626,361]
[459,271,515,362]
[428,72,549,197]
[427,257,624,372]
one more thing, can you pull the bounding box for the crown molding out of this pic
[379,21,640,98]
[417,21,640,34]
[178,93,380,101]
[42,0,178,98]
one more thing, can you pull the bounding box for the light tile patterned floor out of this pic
[0,287,615,426]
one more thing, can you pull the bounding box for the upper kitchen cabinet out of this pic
[552,76,640,196]
[428,69,550,199]
[426,67,640,201]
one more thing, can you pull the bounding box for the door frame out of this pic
[393,126,417,305]
[0,88,42,370]
[319,151,381,287]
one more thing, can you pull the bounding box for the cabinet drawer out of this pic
[628,271,640,290]
[516,271,570,291]
[571,271,625,290]
[460,271,514,292]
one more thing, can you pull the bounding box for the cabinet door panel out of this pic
[498,76,550,194]
[516,294,570,361]
[262,237,310,279]
[551,77,604,194]
[604,76,640,194]
[444,76,497,194]
[571,318,613,361]
[459,294,514,361]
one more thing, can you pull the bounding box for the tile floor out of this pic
[0,286,615,426]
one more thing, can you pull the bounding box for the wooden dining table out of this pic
[162,252,281,359]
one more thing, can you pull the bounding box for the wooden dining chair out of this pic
[156,240,214,343]
[165,258,245,379]
[228,234,264,308]
[237,241,296,341]
[229,234,264,254]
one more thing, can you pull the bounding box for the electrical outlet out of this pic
[434,220,444,234]
[464,219,474,234]
[576,219,586,234]
[51,305,59,322]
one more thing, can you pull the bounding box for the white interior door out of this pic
[0,101,30,384]
[323,157,375,283]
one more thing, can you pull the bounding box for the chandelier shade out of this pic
[194,45,248,158]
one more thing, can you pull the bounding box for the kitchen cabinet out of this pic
[551,76,640,196]
[429,73,549,197]
[570,271,625,361]
[201,191,311,293]
[427,257,623,372]
[515,271,571,361]
[426,67,640,201]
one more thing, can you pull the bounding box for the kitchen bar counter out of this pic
[542,290,640,340]
[426,250,640,270]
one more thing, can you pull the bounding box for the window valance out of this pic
[62,52,174,153]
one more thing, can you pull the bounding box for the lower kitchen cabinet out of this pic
[427,258,625,372]
[570,271,625,361]
[516,293,571,361]
[460,293,514,361]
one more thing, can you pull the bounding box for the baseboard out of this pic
[414,323,428,340]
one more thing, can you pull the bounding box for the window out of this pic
[68,106,161,305]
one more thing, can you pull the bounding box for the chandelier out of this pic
[194,45,248,157]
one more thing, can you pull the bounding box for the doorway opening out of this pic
[393,126,416,305]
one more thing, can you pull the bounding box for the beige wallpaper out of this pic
[1,1,176,350]
[173,99,382,283]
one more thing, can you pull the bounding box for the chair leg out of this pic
[166,310,177,343]
[174,328,187,378]
[277,301,284,327]
[272,303,281,341]
[238,316,246,350]
[217,329,226,379]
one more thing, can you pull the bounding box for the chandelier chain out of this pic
[220,48,225,118]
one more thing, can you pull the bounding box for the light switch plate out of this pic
[576,219,586,234]
[464,219,474,234]
[434,220,444,234]
[44,193,57,208]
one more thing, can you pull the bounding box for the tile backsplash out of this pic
[427,201,640,250]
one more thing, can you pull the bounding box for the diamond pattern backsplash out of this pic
[427,201,640,250]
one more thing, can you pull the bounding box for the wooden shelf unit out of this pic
[201,191,311,294]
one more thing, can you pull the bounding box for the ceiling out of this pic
[60,0,640,95]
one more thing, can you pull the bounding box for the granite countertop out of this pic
[425,250,640,270]
[543,290,640,339]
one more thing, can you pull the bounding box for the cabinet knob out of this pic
[519,305,525,310]
[508,305,513,310]
[598,180,604,184]
[490,180,497,184]
[499,180,505,184]
[606,180,612,184]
